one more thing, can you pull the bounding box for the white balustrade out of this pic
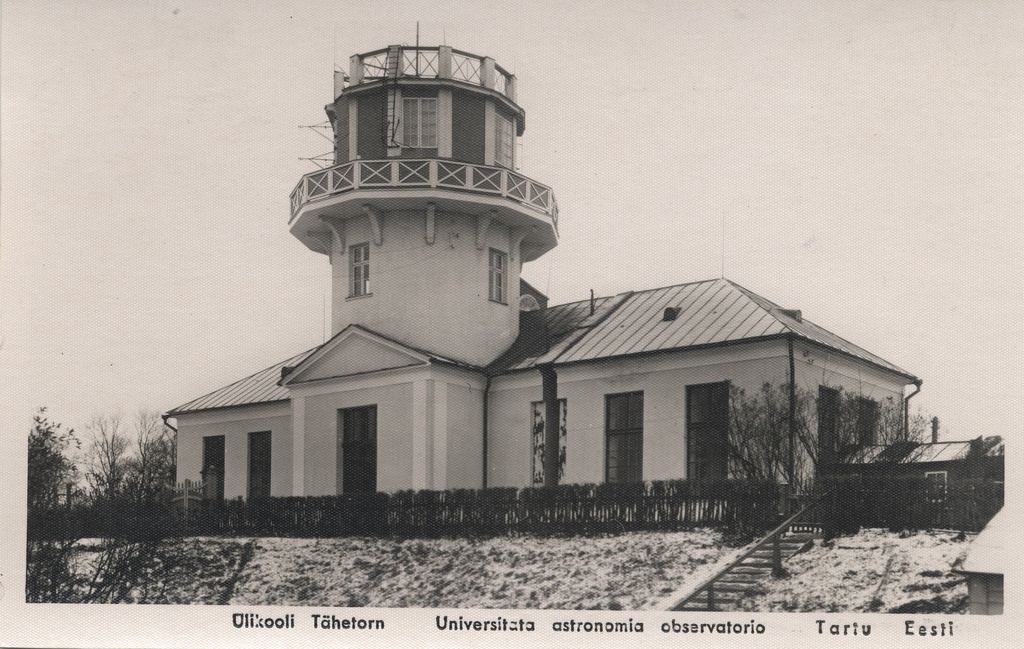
[289,159,557,230]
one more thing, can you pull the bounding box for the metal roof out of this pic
[170,278,916,414]
[167,348,317,416]
[493,278,915,378]
[168,325,477,416]
[958,507,1006,574]
[843,441,975,465]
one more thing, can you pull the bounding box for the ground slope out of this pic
[733,528,973,613]
[49,527,973,611]
[230,530,726,609]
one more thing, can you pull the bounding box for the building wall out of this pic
[302,382,414,496]
[792,339,908,404]
[354,91,386,160]
[292,363,487,495]
[487,340,793,487]
[175,402,293,500]
[487,373,539,488]
[331,95,350,164]
[451,90,486,164]
[445,380,485,488]
[968,573,1003,614]
[330,209,520,366]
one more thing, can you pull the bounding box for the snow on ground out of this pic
[44,527,975,611]
[734,528,975,613]
[230,529,727,610]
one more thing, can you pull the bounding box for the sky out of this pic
[2,0,1022,457]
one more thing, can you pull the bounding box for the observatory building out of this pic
[170,44,917,500]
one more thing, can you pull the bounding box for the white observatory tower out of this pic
[288,45,559,366]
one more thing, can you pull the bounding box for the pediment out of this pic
[283,327,429,385]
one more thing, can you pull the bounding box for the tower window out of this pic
[402,97,437,148]
[495,114,514,168]
[488,248,507,303]
[350,243,370,297]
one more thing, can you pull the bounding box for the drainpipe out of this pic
[903,379,922,440]
[787,335,796,486]
[541,365,560,488]
[482,375,492,489]
[161,414,178,434]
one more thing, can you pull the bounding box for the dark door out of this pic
[202,435,225,501]
[338,406,377,494]
[248,431,271,499]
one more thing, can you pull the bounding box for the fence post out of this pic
[778,481,791,517]
[772,532,783,577]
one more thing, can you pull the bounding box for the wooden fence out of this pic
[817,475,1004,536]
[195,480,781,538]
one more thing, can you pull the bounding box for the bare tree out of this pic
[123,410,176,505]
[727,384,932,492]
[84,414,130,502]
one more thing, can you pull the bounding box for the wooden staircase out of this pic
[672,530,816,611]
[666,496,826,612]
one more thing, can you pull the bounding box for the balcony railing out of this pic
[349,46,516,101]
[290,159,558,231]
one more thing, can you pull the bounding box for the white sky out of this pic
[2,0,1022,450]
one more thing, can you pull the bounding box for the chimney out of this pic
[778,308,802,323]
[931,416,939,444]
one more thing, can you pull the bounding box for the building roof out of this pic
[958,507,1006,574]
[842,436,1003,465]
[168,277,915,416]
[490,278,915,378]
[168,325,477,416]
[167,347,317,416]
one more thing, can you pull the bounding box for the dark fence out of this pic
[28,480,780,541]
[28,500,179,542]
[208,480,779,538]
[817,475,1004,537]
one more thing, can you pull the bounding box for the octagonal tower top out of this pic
[328,45,525,166]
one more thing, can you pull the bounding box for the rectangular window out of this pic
[855,397,879,446]
[350,242,370,297]
[202,435,225,502]
[818,386,840,468]
[687,382,729,481]
[606,391,643,483]
[402,97,437,148]
[248,431,271,500]
[531,399,567,486]
[488,248,507,303]
[924,470,948,503]
[495,114,514,168]
[337,405,377,494]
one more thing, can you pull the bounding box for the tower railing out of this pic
[348,46,516,101]
[289,159,558,232]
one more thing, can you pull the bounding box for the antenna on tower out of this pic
[720,210,726,279]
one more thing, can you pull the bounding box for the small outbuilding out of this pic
[955,507,1005,614]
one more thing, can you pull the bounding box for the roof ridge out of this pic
[546,278,727,310]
